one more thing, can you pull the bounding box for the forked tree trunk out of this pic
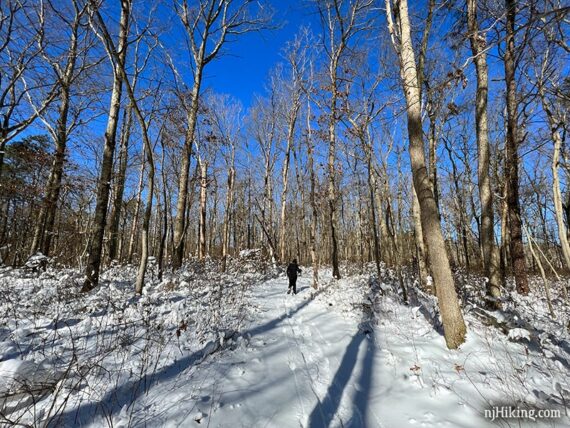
[386,0,466,348]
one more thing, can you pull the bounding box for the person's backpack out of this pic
[287,263,297,278]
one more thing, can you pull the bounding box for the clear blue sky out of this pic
[199,0,319,109]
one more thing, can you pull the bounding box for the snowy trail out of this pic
[167,276,383,428]
[131,275,567,428]
[3,267,569,427]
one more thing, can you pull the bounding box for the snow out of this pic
[1,262,569,427]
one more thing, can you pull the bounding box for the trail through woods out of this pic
[1,266,569,427]
[125,275,567,428]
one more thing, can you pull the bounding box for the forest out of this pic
[0,0,569,426]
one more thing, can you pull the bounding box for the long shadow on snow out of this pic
[50,282,330,426]
[308,305,377,427]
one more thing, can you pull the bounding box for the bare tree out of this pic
[170,0,271,268]
[385,0,466,349]
[82,0,131,291]
[30,0,95,257]
[503,0,529,294]
[278,34,306,264]
[206,94,242,272]
[314,0,374,279]
[0,0,58,178]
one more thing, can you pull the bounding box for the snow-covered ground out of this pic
[1,260,569,427]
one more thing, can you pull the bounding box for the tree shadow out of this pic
[308,313,377,427]
[49,283,332,426]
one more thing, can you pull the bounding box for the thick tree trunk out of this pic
[388,0,466,348]
[504,0,529,294]
[467,0,503,306]
[82,0,130,291]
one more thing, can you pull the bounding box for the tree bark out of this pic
[82,0,130,291]
[198,158,208,260]
[172,74,201,268]
[107,106,133,263]
[386,0,466,348]
[327,78,341,279]
[30,4,84,257]
[412,185,430,291]
[467,0,502,306]
[221,163,235,272]
[127,146,146,263]
[279,104,299,263]
[504,0,529,294]
[541,85,570,275]
[306,99,319,289]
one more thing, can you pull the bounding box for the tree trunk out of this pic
[221,164,235,272]
[279,117,295,263]
[412,186,430,291]
[328,112,341,279]
[387,0,466,348]
[306,100,319,289]
[30,9,82,257]
[542,88,570,274]
[158,144,168,281]
[504,0,529,294]
[31,85,72,256]
[198,158,208,260]
[134,143,154,295]
[128,146,146,263]
[107,106,133,263]
[172,69,202,268]
[82,0,130,291]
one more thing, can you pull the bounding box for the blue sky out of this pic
[198,0,319,110]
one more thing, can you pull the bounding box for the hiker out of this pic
[286,259,302,294]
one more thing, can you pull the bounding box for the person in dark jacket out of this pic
[286,259,302,294]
